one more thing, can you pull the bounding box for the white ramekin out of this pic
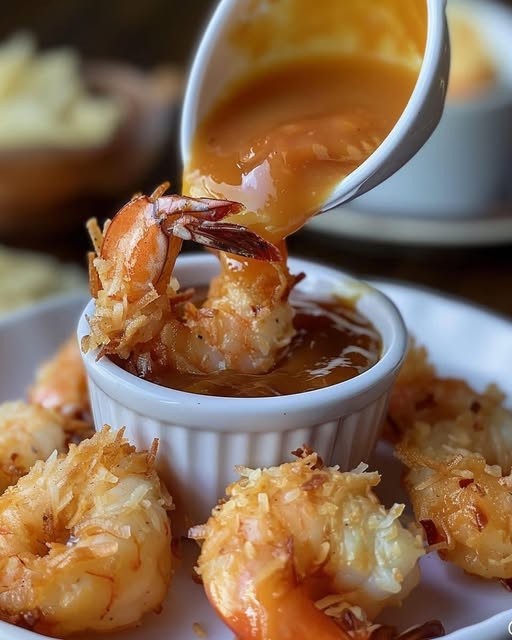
[77,254,407,527]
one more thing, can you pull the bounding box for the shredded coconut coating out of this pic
[0,401,68,492]
[28,335,92,430]
[0,427,173,636]
[83,196,298,377]
[392,342,512,580]
[192,452,423,628]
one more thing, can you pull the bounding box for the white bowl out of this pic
[353,0,512,218]
[180,0,450,211]
[77,254,407,526]
[2,283,512,639]
[0,62,183,238]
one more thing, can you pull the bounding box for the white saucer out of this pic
[306,205,512,247]
[1,281,512,640]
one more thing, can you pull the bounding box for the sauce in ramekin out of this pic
[145,296,381,397]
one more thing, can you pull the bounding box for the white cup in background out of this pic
[353,0,512,218]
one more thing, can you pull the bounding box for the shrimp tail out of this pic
[164,215,282,261]
[155,194,281,261]
[269,580,445,639]
[155,195,244,221]
[272,585,353,639]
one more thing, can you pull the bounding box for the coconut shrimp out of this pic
[29,334,92,432]
[0,401,69,493]
[190,449,443,640]
[389,343,512,581]
[84,184,300,378]
[0,426,172,636]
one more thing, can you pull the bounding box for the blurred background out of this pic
[0,0,511,318]
[0,1,214,70]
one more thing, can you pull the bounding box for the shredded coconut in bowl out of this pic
[0,245,86,317]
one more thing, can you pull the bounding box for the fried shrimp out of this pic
[190,450,428,640]
[83,184,299,379]
[29,335,92,431]
[390,343,512,580]
[0,401,68,493]
[0,426,173,636]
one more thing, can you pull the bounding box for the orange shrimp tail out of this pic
[207,567,352,640]
[100,195,169,299]
[270,586,353,640]
[169,217,282,261]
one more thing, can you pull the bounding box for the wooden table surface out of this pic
[1,0,512,320]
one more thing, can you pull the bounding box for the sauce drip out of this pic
[174,2,427,395]
[149,297,381,397]
[184,55,420,243]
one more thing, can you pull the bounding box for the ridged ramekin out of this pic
[77,254,407,527]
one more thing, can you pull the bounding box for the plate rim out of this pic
[0,288,88,330]
[306,205,512,248]
[366,275,512,326]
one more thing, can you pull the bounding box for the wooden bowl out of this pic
[0,62,183,238]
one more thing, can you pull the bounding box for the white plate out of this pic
[306,205,512,247]
[1,281,512,640]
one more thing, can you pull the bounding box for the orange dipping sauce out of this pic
[145,295,381,397]
[183,55,420,243]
